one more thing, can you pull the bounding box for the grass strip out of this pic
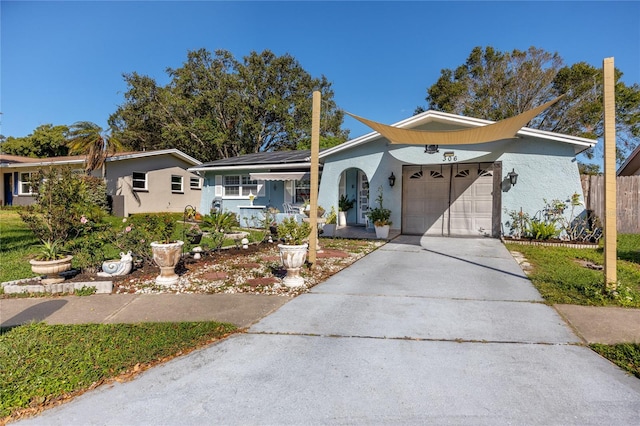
[505,234,640,307]
[0,321,237,419]
[590,343,640,379]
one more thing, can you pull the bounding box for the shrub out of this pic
[277,217,311,245]
[18,166,107,246]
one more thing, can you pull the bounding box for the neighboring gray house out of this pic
[194,109,596,237]
[1,149,203,217]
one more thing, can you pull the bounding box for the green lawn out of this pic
[505,234,640,307]
[0,322,237,421]
[0,209,39,282]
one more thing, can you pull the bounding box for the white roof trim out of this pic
[0,159,85,168]
[320,110,596,159]
[189,162,312,172]
[0,149,202,169]
[107,149,202,165]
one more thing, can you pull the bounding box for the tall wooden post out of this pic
[308,91,321,266]
[603,57,617,291]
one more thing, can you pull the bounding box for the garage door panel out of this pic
[403,164,494,236]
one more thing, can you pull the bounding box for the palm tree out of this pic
[67,121,123,175]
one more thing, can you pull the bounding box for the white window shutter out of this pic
[214,175,223,197]
[257,180,265,196]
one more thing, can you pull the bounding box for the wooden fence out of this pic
[580,175,640,234]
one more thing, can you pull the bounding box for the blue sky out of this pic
[2,1,639,147]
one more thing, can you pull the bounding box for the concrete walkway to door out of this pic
[17,236,640,425]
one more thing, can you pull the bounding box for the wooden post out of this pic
[603,57,617,291]
[308,91,321,266]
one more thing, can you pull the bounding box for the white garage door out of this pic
[402,164,494,236]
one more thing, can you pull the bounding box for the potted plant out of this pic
[367,186,392,239]
[302,199,325,218]
[323,206,338,237]
[276,217,311,287]
[149,213,184,286]
[338,195,355,226]
[186,223,203,244]
[29,239,74,284]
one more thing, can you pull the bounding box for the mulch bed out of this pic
[4,240,383,298]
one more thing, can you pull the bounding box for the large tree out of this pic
[0,124,70,157]
[109,49,348,162]
[418,46,640,163]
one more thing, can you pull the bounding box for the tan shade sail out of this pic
[346,96,563,146]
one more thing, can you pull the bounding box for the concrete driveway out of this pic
[18,236,640,425]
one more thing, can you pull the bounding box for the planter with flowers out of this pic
[367,186,392,239]
[277,217,311,287]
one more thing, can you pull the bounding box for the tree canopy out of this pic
[0,124,70,157]
[417,46,640,163]
[108,49,348,162]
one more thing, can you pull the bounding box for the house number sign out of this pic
[443,151,457,162]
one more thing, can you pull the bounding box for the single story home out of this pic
[1,149,203,217]
[192,109,596,237]
[189,150,314,226]
[617,144,640,176]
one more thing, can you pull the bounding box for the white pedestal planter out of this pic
[278,243,308,288]
[150,241,184,286]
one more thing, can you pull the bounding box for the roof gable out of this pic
[0,149,201,169]
[617,144,640,176]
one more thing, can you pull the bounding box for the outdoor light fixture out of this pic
[388,172,396,187]
[424,144,439,154]
[507,169,519,186]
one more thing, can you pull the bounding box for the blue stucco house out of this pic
[191,109,595,237]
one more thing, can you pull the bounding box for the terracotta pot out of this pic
[278,243,308,288]
[150,241,184,286]
[30,255,73,284]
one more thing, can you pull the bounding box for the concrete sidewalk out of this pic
[14,235,640,425]
[0,293,290,329]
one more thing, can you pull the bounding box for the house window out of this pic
[171,175,183,193]
[294,179,310,204]
[241,176,258,196]
[224,175,258,197]
[132,172,147,190]
[19,172,33,195]
[190,176,202,190]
